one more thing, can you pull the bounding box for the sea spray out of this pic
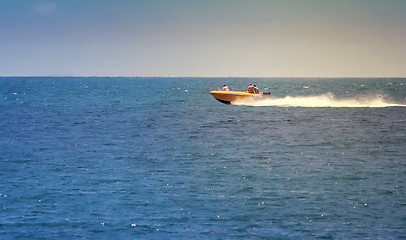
[233,92,406,107]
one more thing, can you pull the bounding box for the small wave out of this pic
[234,93,406,108]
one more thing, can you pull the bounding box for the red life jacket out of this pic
[247,86,255,93]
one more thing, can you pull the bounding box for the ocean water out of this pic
[0,77,405,239]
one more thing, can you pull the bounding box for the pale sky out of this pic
[1,0,406,77]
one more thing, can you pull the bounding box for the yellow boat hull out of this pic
[210,91,270,104]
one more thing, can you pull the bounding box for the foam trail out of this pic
[234,93,406,107]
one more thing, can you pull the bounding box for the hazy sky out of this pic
[1,0,406,77]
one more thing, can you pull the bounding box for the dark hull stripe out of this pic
[215,98,231,104]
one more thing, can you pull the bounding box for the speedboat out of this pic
[210,90,271,104]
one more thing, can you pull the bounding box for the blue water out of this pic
[1,77,405,239]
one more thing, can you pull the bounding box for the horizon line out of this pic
[1,75,406,79]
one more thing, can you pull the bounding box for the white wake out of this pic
[233,93,406,107]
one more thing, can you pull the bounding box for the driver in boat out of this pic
[253,85,259,94]
[221,84,230,91]
[247,83,255,94]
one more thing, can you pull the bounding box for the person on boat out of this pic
[253,85,259,94]
[247,83,255,94]
[221,84,230,91]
